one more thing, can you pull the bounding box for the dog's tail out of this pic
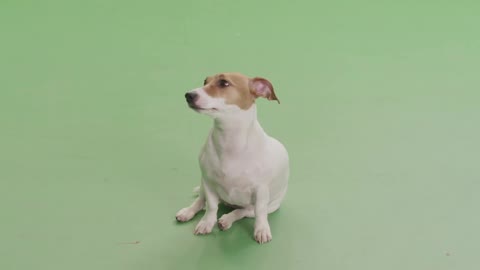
[192,186,200,196]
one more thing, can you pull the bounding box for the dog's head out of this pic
[185,72,279,117]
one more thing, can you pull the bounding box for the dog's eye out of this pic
[218,79,230,88]
[203,79,207,86]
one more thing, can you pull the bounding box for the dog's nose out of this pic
[185,92,198,104]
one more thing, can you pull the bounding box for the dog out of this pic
[176,72,289,244]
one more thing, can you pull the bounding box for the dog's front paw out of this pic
[194,219,215,235]
[176,207,195,222]
[254,223,272,244]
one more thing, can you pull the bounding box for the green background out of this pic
[1,0,479,269]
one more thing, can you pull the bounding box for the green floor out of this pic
[1,1,479,269]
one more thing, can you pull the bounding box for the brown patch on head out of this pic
[203,72,279,110]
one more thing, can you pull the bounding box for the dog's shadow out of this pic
[163,205,288,270]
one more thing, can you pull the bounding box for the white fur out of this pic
[176,87,289,244]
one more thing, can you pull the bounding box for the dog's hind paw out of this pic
[175,208,195,222]
[218,216,232,231]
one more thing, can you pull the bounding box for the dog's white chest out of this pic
[199,145,258,207]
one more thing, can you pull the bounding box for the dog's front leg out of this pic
[194,181,219,235]
[254,185,272,243]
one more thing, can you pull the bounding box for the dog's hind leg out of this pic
[192,186,200,196]
[218,206,254,231]
[176,192,205,222]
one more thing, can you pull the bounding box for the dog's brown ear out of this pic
[250,77,280,104]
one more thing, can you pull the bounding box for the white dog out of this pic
[176,72,289,244]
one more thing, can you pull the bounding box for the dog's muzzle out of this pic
[185,92,198,105]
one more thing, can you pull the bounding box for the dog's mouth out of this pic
[188,104,217,111]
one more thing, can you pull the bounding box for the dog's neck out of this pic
[210,105,265,155]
